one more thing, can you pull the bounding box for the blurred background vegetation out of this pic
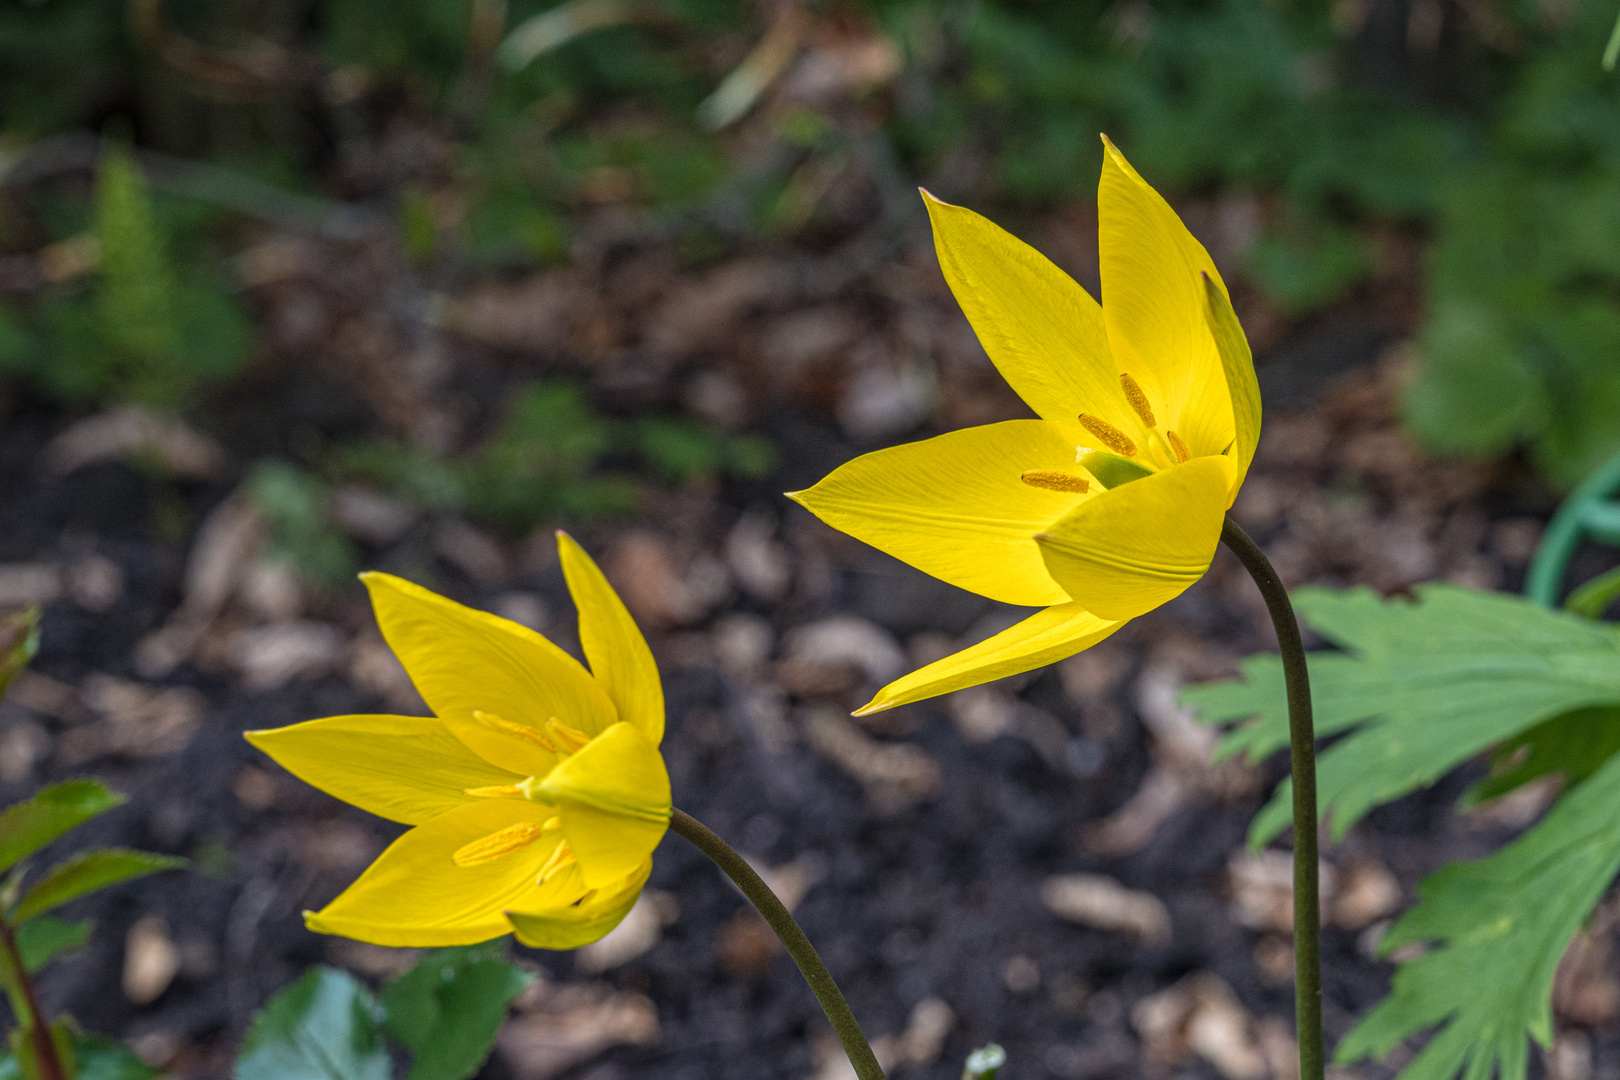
[3,0,1620,532]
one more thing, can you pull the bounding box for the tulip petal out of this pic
[1097,138,1235,461]
[507,859,653,950]
[246,715,519,825]
[789,420,1096,607]
[305,801,556,947]
[857,601,1123,714]
[557,532,665,745]
[539,723,670,889]
[1036,455,1234,622]
[923,191,1144,440]
[1202,274,1261,498]
[362,572,618,773]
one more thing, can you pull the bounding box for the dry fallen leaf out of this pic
[802,706,939,813]
[227,621,345,691]
[136,494,268,678]
[778,616,904,696]
[48,407,225,480]
[1042,874,1172,945]
[1132,972,1268,1080]
[124,916,181,1005]
[1227,851,1338,934]
[59,675,206,764]
[498,980,660,1080]
[1331,858,1401,929]
[576,890,678,973]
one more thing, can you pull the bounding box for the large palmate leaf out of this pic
[1336,751,1620,1080]
[1182,584,1620,845]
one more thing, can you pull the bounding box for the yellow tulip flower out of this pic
[246,532,670,948]
[790,138,1261,714]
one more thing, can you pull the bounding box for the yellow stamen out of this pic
[473,710,560,754]
[1166,429,1191,464]
[545,718,592,753]
[1078,414,1137,458]
[540,815,562,832]
[1020,469,1090,494]
[538,839,576,883]
[1119,373,1156,428]
[464,784,527,799]
[453,822,543,866]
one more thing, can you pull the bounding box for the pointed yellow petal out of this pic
[856,601,1123,714]
[1201,273,1261,499]
[1036,455,1234,622]
[304,801,557,947]
[923,190,1144,439]
[246,715,520,825]
[362,572,618,772]
[1097,138,1235,461]
[507,859,653,950]
[789,420,1094,607]
[537,722,670,889]
[556,532,665,746]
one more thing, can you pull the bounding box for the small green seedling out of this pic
[962,1043,1006,1080]
[236,942,534,1080]
[0,608,187,1080]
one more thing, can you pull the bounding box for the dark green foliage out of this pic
[1182,584,1620,846]
[1185,581,1620,1080]
[0,1033,161,1080]
[5,0,1620,485]
[1401,3,1620,485]
[12,919,91,976]
[329,380,771,540]
[0,612,40,706]
[249,462,362,589]
[379,943,534,1080]
[1464,705,1620,806]
[460,380,637,530]
[0,150,251,409]
[12,851,186,925]
[633,417,776,485]
[1336,751,1620,1080]
[236,945,533,1080]
[0,783,125,878]
[235,968,391,1080]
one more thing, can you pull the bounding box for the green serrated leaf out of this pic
[13,850,185,924]
[1462,705,1620,807]
[1336,750,1620,1080]
[380,941,534,1080]
[0,609,41,705]
[1181,585,1620,846]
[15,915,92,974]
[235,967,390,1080]
[0,782,125,879]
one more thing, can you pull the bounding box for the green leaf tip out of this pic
[0,781,126,879]
[1181,584,1620,847]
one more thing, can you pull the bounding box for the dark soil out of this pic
[0,228,1590,1080]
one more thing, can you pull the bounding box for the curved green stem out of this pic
[1220,517,1324,1080]
[669,808,885,1080]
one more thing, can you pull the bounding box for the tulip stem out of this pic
[669,808,885,1080]
[1220,516,1324,1080]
